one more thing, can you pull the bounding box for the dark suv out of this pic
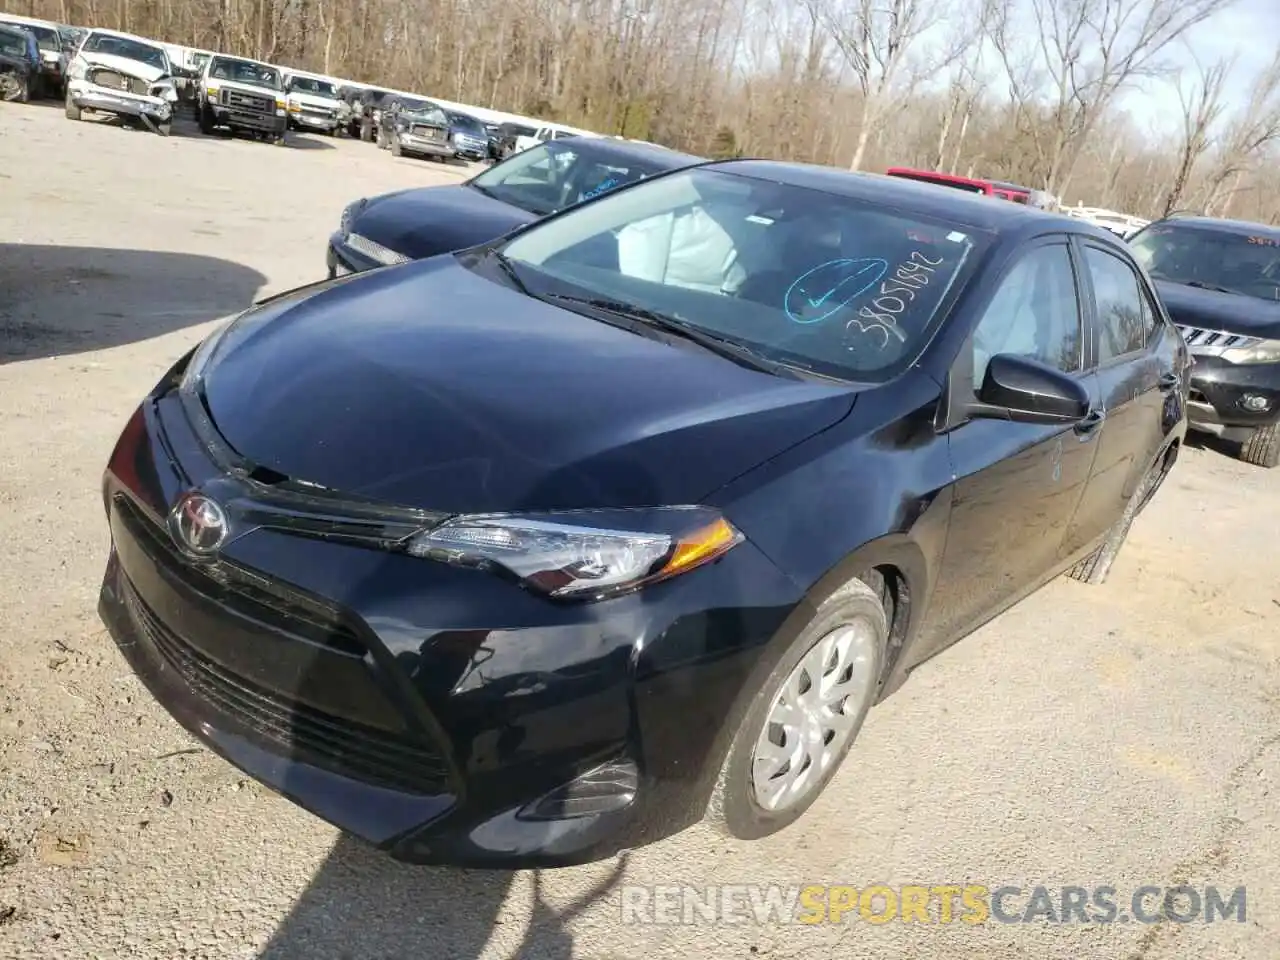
[1129,215,1280,467]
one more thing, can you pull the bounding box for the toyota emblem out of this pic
[169,492,228,556]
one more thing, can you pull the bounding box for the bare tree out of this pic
[1162,54,1231,215]
[1201,57,1280,215]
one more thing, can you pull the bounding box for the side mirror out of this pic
[973,353,1090,424]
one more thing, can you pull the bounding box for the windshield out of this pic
[398,98,434,114]
[2,21,58,50]
[470,141,676,216]
[1130,223,1280,301]
[289,76,336,97]
[209,56,281,89]
[497,168,982,382]
[450,113,485,133]
[0,28,27,57]
[82,32,167,69]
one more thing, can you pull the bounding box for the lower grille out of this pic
[122,575,451,795]
[88,68,148,96]
[220,87,273,113]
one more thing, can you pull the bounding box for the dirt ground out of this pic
[1,101,1278,960]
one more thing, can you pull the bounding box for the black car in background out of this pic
[0,24,39,101]
[103,162,1186,867]
[377,96,455,162]
[328,137,702,276]
[1128,215,1280,467]
[492,120,536,159]
[345,86,393,140]
[0,15,63,96]
[445,110,489,161]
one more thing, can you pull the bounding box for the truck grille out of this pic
[301,105,335,119]
[220,87,274,113]
[1177,325,1259,352]
[88,68,148,96]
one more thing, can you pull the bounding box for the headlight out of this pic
[205,86,218,97]
[1222,338,1280,364]
[405,507,743,600]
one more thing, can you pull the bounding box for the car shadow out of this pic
[1181,429,1241,461]
[257,835,627,959]
[282,133,336,151]
[0,244,266,363]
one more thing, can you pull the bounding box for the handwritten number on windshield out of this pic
[847,250,944,348]
[785,258,889,324]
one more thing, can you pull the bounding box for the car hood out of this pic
[200,258,857,514]
[209,78,281,99]
[352,185,535,259]
[75,52,166,82]
[1156,280,1280,340]
[288,91,340,108]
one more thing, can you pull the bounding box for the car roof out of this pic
[559,137,702,168]
[85,27,165,46]
[1148,215,1280,240]
[704,160,1119,241]
[0,13,60,28]
[210,53,276,69]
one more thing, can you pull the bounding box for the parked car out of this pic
[512,123,584,155]
[100,160,1186,867]
[0,13,67,97]
[444,110,489,161]
[283,71,345,134]
[0,23,40,102]
[327,138,702,277]
[377,96,455,162]
[1128,215,1280,467]
[346,85,392,140]
[64,29,178,135]
[885,168,1034,203]
[491,120,536,160]
[198,54,287,143]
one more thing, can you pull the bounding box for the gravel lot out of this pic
[2,101,1279,960]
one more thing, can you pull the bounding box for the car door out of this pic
[921,238,1103,653]
[1061,239,1170,554]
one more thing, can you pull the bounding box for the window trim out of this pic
[1076,239,1150,369]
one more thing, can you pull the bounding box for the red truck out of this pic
[885,167,1034,203]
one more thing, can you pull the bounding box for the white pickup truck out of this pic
[282,70,348,135]
[511,124,599,155]
[197,54,288,144]
[64,28,178,135]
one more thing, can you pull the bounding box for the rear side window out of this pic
[971,243,1083,391]
[1084,247,1146,362]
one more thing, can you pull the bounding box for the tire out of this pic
[390,136,402,157]
[198,103,214,135]
[273,134,287,146]
[63,89,81,119]
[155,120,171,137]
[704,576,888,841]
[360,119,373,142]
[1065,456,1166,585]
[1240,423,1280,468]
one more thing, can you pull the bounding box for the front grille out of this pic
[1177,325,1259,350]
[220,87,273,113]
[88,68,148,96]
[121,576,451,795]
[346,232,410,265]
[301,105,335,118]
[115,495,364,656]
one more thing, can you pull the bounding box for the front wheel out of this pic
[1240,422,1280,468]
[198,103,214,135]
[390,136,402,157]
[0,72,26,102]
[63,89,81,118]
[155,120,171,137]
[704,577,887,840]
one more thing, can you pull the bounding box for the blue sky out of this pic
[1116,0,1278,130]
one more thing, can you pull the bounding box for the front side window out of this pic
[83,32,168,70]
[1084,247,1146,363]
[1129,223,1280,302]
[497,168,985,382]
[971,244,1083,391]
[0,28,27,58]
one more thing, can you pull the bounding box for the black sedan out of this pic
[327,137,701,277]
[100,161,1187,868]
[1127,215,1280,467]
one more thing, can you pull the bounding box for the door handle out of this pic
[1158,372,1181,393]
[1074,408,1106,439]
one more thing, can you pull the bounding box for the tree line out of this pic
[9,0,1280,223]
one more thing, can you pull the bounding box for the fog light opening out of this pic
[1241,394,1271,412]
[519,758,638,821]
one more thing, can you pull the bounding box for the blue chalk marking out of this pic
[785,258,889,324]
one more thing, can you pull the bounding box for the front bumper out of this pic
[69,80,171,120]
[1186,355,1280,441]
[98,373,803,867]
[326,233,381,277]
[291,111,339,131]
[396,132,456,159]
[211,104,287,134]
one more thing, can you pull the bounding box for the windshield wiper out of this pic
[488,249,531,295]
[544,294,800,378]
[1184,280,1240,295]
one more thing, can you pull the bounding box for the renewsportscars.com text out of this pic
[619,884,1247,926]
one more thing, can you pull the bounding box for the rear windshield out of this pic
[450,114,485,133]
[82,32,167,69]
[1130,223,1280,302]
[499,167,986,382]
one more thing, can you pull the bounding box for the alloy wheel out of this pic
[750,622,878,812]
